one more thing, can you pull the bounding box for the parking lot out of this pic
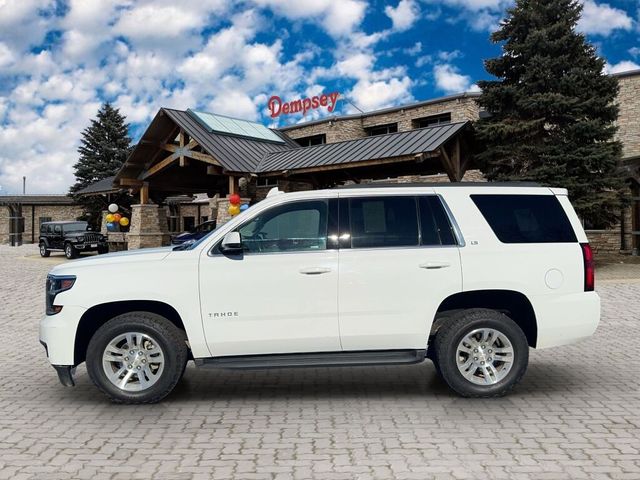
[1,244,639,480]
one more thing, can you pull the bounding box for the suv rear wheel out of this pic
[86,312,188,404]
[433,309,528,397]
[64,242,78,259]
[39,241,50,257]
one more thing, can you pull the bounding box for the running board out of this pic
[195,349,427,370]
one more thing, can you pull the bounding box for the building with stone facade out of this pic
[73,69,640,254]
[0,195,83,245]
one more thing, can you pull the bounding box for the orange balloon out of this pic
[113,213,122,222]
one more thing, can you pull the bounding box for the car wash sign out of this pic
[268,92,340,118]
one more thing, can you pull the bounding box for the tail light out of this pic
[580,243,594,291]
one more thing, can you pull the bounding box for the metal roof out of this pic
[257,121,469,173]
[335,181,540,189]
[162,109,298,173]
[0,195,77,205]
[75,176,118,195]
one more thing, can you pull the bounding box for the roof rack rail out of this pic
[334,181,542,189]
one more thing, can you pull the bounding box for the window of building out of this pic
[413,112,452,129]
[349,196,419,248]
[365,123,398,136]
[256,177,279,188]
[238,200,328,254]
[167,203,180,232]
[471,195,577,243]
[582,217,609,231]
[418,196,457,246]
[295,134,326,147]
[183,216,196,232]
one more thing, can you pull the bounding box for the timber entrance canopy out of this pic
[113,108,473,199]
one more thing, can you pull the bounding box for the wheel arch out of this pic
[74,300,187,365]
[432,290,538,347]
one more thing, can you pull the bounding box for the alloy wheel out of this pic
[456,328,514,385]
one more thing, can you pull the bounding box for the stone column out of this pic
[216,196,251,226]
[126,204,170,249]
[0,206,10,245]
[208,194,219,223]
[100,210,109,235]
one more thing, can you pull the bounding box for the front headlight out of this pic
[77,236,84,242]
[46,275,76,315]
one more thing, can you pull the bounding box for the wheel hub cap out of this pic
[456,328,514,386]
[102,332,165,392]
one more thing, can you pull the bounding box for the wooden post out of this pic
[228,176,239,196]
[140,182,149,204]
[452,138,462,181]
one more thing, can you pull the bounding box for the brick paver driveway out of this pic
[1,245,639,480]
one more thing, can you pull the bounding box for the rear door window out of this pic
[418,196,457,246]
[471,194,577,243]
[349,196,419,248]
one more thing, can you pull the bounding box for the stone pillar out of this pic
[208,194,219,223]
[126,204,170,250]
[0,206,10,245]
[100,210,109,235]
[216,196,251,226]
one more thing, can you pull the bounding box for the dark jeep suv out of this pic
[39,221,108,259]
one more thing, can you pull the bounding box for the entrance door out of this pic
[199,199,341,357]
[337,194,463,351]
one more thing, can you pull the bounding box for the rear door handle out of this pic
[419,262,451,269]
[299,267,332,275]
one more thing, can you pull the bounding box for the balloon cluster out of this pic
[227,194,249,216]
[106,204,130,232]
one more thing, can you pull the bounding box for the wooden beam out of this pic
[452,138,462,181]
[180,157,190,167]
[228,176,239,195]
[439,146,457,182]
[119,178,144,187]
[142,152,179,180]
[207,165,220,175]
[140,182,149,204]
[183,150,221,165]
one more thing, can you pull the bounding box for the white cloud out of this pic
[348,77,413,112]
[385,0,420,31]
[605,60,640,74]
[578,0,633,36]
[433,64,477,94]
[250,0,367,37]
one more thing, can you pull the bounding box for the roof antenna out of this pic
[342,97,364,114]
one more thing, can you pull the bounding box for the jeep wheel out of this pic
[433,309,528,398]
[64,243,78,259]
[86,312,188,404]
[97,246,109,255]
[39,242,50,257]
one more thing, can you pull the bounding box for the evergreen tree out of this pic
[475,0,626,227]
[70,103,132,227]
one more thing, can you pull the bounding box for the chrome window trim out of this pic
[436,194,465,247]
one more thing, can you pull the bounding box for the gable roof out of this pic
[116,108,299,183]
[257,121,469,173]
[75,176,118,195]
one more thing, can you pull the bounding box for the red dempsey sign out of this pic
[268,92,340,118]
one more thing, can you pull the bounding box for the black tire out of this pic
[86,312,188,404]
[39,241,50,257]
[433,308,528,398]
[64,243,78,259]
[97,246,109,254]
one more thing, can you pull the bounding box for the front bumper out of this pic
[39,304,87,366]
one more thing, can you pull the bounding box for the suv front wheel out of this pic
[64,243,78,259]
[39,241,50,257]
[86,312,188,404]
[433,309,529,398]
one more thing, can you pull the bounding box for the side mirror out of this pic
[220,231,243,254]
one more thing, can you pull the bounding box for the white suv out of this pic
[40,184,600,403]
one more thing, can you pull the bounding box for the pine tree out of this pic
[475,0,626,227]
[69,103,132,227]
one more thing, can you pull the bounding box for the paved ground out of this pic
[1,244,640,480]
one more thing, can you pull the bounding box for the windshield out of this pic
[62,222,88,233]
[172,203,255,251]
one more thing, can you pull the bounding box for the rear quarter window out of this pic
[471,194,577,243]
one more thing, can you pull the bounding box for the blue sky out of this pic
[0,0,638,194]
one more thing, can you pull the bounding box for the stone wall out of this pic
[127,204,170,249]
[616,72,640,160]
[283,95,481,144]
[0,204,83,244]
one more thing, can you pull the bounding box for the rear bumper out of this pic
[534,291,601,348]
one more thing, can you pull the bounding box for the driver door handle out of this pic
[419,261,451,269]
[299,267,332,275]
